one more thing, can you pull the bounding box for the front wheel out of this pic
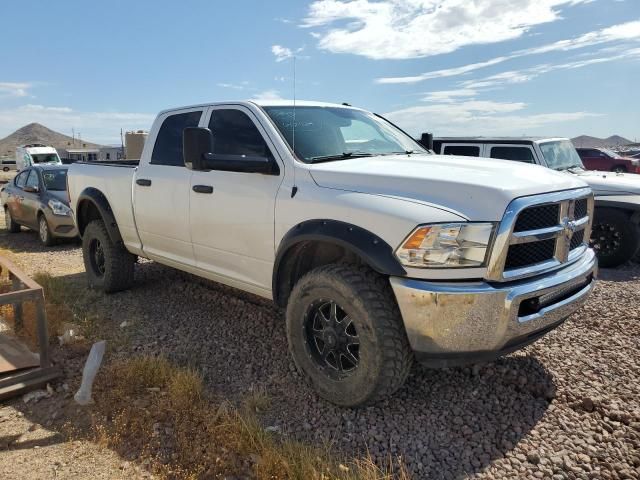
[38,215,56,246]
[286,264,413,406]
[82,219,135,293]
[590,208,640,268]
[4,208,21,233]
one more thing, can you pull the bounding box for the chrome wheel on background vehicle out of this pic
[304,299,360,377]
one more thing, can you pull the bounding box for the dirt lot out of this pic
[0,219,638,479]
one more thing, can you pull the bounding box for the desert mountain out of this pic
[571,135,633,148]
[0,123,101,157]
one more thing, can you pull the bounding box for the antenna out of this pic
[291,55,298,198]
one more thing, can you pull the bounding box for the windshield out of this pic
[263,106,427,162]
[31,153,61,164]
[42,169,67,191]
[539,140,584,171]
[601,148,622,159]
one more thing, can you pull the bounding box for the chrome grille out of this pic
[487,188,594,282]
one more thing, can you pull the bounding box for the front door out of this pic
[7,170,29,223]
[189,105,284,293]
[133,108,204,266]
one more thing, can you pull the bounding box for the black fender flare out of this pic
[595,197,640,224]
[272,219,406,305]
[75,187,123,244]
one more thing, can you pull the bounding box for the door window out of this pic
[15,170,29,188]
[151,111,203,166]
[25,170,40,189]
[442,145,480,156]
[208,109,273,158]
[489,146,535,163]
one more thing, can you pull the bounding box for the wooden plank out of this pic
[0,333,40,373]
[0,367,60,401]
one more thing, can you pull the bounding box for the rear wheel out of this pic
[286,264,413,406]
[612,166,626,173]
[2,167,9,172]
[4,208,20,233]
[38,214,56,246]
[590,208,640,268]
[82,219,135,292]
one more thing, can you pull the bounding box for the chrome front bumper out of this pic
[390,249,597,367]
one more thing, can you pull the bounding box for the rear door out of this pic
[7,170,30,224]
[133,108,204,266]
[188,105,284,293]
[20,169,42,228]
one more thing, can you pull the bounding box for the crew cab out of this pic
[425,136,640,267]
[576,147,640,174]
[67,101,597,406]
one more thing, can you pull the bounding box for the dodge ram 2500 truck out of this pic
[67,101,597,406]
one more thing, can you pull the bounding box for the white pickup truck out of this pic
[67,101,597,406]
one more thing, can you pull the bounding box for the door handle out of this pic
[136,178,152,187]
[192,185,214,194]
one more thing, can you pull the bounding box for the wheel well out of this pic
[274,240,366,307]
[77,199,104,236]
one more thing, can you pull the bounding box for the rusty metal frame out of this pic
[0,256,59,400]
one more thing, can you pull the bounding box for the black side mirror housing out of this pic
[420,132,434,151]
[183,127,213,170]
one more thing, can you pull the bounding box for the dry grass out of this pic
[90,355,411,480]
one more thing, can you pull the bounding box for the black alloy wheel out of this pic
[89,238,106,276]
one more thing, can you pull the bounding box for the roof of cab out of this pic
[157,100,361,116]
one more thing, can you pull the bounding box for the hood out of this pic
[309,154,588,220]
[572,169,640,196]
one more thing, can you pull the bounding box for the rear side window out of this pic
[25,170,39,189]
[15,170,29,188]
[490,146,535,163]
[442,145,480,157]
[208,109,272,158]
[151,111,203,166]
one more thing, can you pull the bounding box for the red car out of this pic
[576,147,640,174]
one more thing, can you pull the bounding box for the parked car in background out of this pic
[66,101,596,406]
[576,147,640,174]
[0,158,17,172]
[423,136,640,267]
[15,144,62,171]
[1,165,77,245]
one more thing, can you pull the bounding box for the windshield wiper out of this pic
[308,152,374,163]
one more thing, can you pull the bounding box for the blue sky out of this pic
[1,0,638,144]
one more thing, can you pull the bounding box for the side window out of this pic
[151,110,203,166]
[490,146,535,163]
[15,170,29,188]
[25,170,40,189]
[443,145,480,157]
[209,109,272,158]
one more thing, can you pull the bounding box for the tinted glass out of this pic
[15,170,29,187]
[31,153,60,164]
[25,170,39,188]
[263,106,426,162]
[490,146,535,163]
[151,111,203,166]
[43,170,68,191]
[209,109,271,157]
[443,145,480,157]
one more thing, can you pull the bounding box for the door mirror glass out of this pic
[183,127,213,170]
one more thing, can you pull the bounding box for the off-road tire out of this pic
[4,208,20,233]
[82,219,135,293]
[38,214,56,246]
[590,208,640,268]
[286,264,413,407]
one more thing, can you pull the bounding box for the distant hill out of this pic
[0,123,101,157]
[571,135,633,148]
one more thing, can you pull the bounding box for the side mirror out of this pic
[183,127,213,170]
[420,132,434,151]
[23,185,39,193]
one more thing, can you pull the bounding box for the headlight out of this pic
[395,223,495,268]
[48,199,71,216]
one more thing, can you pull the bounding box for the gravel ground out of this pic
[0,224,639,479]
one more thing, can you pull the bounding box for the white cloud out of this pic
[252,90,283,101]
[0,104,154,144]
[303,0,591,60]
[0,82,32,98]
[272,45,294,62]
[376,19,640,83]
[385,101,600,136]
[421,88,479,102]
[217,82,246,90]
